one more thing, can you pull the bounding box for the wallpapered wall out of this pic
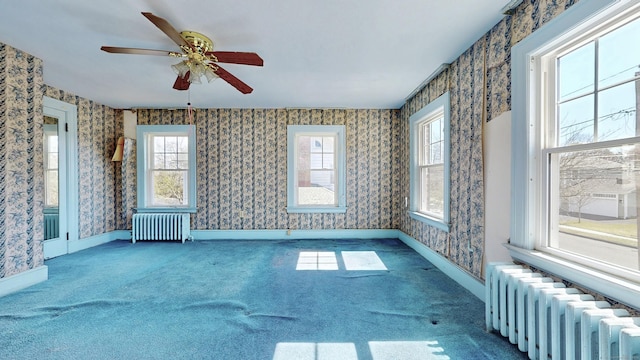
[0,44,44,278]
[135,108,401,231]
[43,87,123,239]
[399,0,580,280]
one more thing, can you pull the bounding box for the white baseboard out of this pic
[68,230,131,254]
[397,231,484,301]
[191,229,398,240]
[0,265,48,298]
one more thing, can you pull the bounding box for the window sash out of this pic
[534,4,640,277]
[137,125,196,211]
[417,163,444,217]
[295,134,338,207]
[286,125,346,213]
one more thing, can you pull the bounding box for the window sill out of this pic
[505,244,640,310]
[408,211,449,232]
[286,206,347,214]
[135,207,197,214]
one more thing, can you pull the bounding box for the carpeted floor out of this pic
[0,238,526,359]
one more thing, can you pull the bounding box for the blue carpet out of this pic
[0,239,526,359]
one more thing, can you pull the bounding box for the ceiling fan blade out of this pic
[211,65,253,94]
[141,12,191,49]
[101,46,176,57]
[173,72,191,91]
[206,51,264,66]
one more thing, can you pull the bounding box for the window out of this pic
[136,125,197,212]
[287,125,346,213]
[511,0,640,307]
[43,124,59,208]
[409,92,450,231]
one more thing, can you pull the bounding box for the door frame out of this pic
[42,97,78,259]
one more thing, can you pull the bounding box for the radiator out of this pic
[44,214,59,240]
[131,213,191,243]
[486,262,639,359]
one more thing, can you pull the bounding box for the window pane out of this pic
[45,170,58,207]
[430,118,442,142]
[598,17,640,89]
[298,168,335,205]
[322,154,334,169]
[165,136,177,152]
[298,184,335,206]
[152,170,186,206]
[430,142,442,164]
[154,154,165,169]
[310,153,323,169]
[48,135,58,153]
[48,153,58,169]
[322,136,334,152]
[597,81,637,141]
[558,42,595,102]
[165,153,178,169]
[177,153,189,169]
[177,136,189,153]
[552,146,639,270]
[420,165,444,217]
[153,136,164,152]
[310,137,323,151]
[558,95,595,146]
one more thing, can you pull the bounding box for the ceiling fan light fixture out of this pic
[171,61,190,78]
[204,68,218,83]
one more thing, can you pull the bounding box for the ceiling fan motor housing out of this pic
[180,31,214,54]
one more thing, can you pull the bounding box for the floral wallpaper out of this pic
[135,108,400,231]
[400,0,580,280]
[0,44,45,278]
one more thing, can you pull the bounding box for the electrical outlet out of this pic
[239,210,245,218]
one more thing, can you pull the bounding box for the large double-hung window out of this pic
[409,92,450,231]
[136,125,197,212]
[511,0,640,307]
[286,125,346,213]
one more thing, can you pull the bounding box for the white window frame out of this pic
[286,125,346,213]
[408,92,451,232]
[136,125,197,213]
[510,0,640,308]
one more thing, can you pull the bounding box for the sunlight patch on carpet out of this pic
[273,342,357,360]
[296,251,339,270]
[369,341,450,360]
[342,251,387,270]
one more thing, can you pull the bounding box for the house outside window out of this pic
[136,125,197,212]
[287,125,346,213]
[511,0,640,308]
[409,92,450,231]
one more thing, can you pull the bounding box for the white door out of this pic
[42,97,78,259]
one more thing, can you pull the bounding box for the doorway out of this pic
[42,97,78,259]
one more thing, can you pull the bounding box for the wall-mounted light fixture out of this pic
[112,136,125,162]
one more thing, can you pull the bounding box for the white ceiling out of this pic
[0,1,509,110]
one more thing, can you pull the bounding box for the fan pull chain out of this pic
[187,88,193,126]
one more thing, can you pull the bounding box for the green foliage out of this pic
[153,171,185,204]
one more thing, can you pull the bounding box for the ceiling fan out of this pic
[101,12,263,94]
